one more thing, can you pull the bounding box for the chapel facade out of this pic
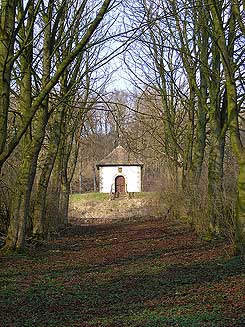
[96,145,143,194]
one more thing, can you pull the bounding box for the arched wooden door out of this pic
[115,175,125,193]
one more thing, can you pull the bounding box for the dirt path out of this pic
[0,218,244,326]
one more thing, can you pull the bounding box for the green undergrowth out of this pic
[1,256,243,326]
[0,221,244,327]
[70,192,109,202]
[70,192,155,203]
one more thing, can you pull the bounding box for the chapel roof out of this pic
[97,145,143,167]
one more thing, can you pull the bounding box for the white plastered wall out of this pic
[99,165,142,193]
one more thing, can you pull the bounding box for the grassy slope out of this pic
[70,192,153,202]
[69,192,161,224]
[70,192,109,202]
[0,218,244,326]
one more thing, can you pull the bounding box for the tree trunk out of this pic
[208,88,227,234]
[228,81,245,254]
[0,0,16,157]
[3,130,45,251]
[4,102,48,250]
[3,148,33,250]
[32,146,58,239]
[208,133,225,233]
[33,106,63,239]
[50,146,64,226]
[93,165,97,192]
[208,1,245,253]
[60,182,70,226]
[235,158,245,253]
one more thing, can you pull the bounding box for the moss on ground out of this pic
[0,219,244,326]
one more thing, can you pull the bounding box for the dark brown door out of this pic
[115,176,125,193]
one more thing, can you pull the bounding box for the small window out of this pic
[118,167,122,173]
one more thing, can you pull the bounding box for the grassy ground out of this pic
[69,192,161,224]
[70,192,154,202]
[0,218,244,326]
[70,192,109,202]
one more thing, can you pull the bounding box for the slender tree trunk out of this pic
[0,0,16,156]
[170,0,208,189]
[208,0,245,253]
[60,139,79,226]
[32,108,63,239]
[4,136,36,250]
[32,144,58,239]
[2,2,35,251]
[93,165,97,192]
[208,132,225,233]
[60,182,70,225]
[208,89,227,233]
[228,80,245,253]
[235,156,245,253]
[190,89,206,187]
[50,145,64,225]
[182,95,195,189]
[3,107,48,251]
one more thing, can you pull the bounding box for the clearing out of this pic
[0,194,244,326]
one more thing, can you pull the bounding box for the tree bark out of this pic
[208,0,245,253]
[0,0,16,155]
[3,107,48,251]
[32,140,59,239]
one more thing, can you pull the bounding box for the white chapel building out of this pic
[97,145,143,194]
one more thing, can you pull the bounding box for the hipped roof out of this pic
[97,145,143,167]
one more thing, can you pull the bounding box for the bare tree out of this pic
[1,0,117,252]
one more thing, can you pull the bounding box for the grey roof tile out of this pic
[97,145,143,166]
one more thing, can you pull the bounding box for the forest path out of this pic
[0,218,244,326]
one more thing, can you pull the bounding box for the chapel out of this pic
[96,145,143,195]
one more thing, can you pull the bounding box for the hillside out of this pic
[69,192,168,224]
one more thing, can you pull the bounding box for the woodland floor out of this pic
[0,217,244,326]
